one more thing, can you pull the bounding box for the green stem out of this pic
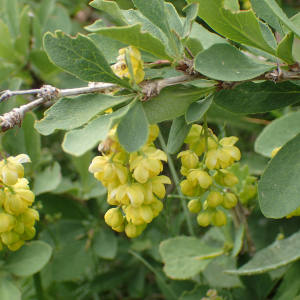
[167,194,193,199]
[33,273,44,300]
[0,145,7,161]
[158,133,195,236]
[128,249,178,300]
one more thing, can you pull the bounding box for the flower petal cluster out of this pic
[111,46,145,83]
[89,123,170,238]
[178,124,241,228]
[0,155,38,251]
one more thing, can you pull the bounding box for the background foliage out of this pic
[1,0,300,299]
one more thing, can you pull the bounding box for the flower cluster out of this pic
[0,154,39,251]
[178,124,241,227]
[111,46,145,84]
[89,124,171,238]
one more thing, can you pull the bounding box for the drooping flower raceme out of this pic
[89,124,171,238]
[0,154,39,252]
[178,124,242,228]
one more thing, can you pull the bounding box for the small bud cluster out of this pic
[0,154,39,251]
[89,124,171,238]
[111,46,145,84]
[178,124,241,227]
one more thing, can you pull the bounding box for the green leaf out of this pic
[42,4,72,35]
[276,32,295,65]
[93,230,118,260]
[50,238,93,281]
[181,3,199,48]
[29,49,58,76]
[35,93,132,135]
[0,278,21,300]
[203,256,243,288]
[187,0,276,55]
[250,0,300,39]
[250,0,284,36]
[88,24,173,61]
[32,162,62,196]
[159,236,223,279]
[22,112,41,163]
[225,230,300,275]
[194,44,274,81]
[0,20,17,62]
[2,241,53,277]
[14,5,31,57]
[117,101,149,153]
[213,81,300,114]
[189,22,228,50]
[89,0,127,25]
[143,82,216,124]
[224,0,240,11]
[166,115,192,154]
[255,111,300,158]
[185,94,213,124]
[62,105,131,156]
[43,31,131,88]
[231,224,245,258]
[132,0,176,54]
[2,0,19,39]
[258,133,300,218]
[273,260,300,300]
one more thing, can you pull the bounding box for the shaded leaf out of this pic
[159,236,223,279]
[255,111,300,158]
[117,101,149,153]
[62,105,131,156]
[225,229,300,275]
[0,278,21,300]
[187,0,276,55]
[194,44,274,81]
[276,32,295,65]
[43,31,130,88]
[88,24,173,61]
[3,241,53,277]
[143,82,216,124]
[93,230,118,260]
[166,115,192,154]
[231,224,245,258]
[35,93,132,135]
[213,81,300,114]
[258,133,300,218]
[33,162,61,196]
[185,93,213,124]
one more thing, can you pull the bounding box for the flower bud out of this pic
[150,198,163,214]
[148,124,160,143]
[222,193,237,209]
[0,213,10,232]
[180,180,201,197]
[177,150,198,169]
[22,226,36,240]
[8,239,25,251]
[188,199,202,213]
[112,218,126,232]
[207,191,223,208]
[141,205,154,223]
[13,217,25,235]
[104,208,124,228]
[212,210,227,227]
[197,212,212,227]
[1,230,20,245]
[125,222,143,238]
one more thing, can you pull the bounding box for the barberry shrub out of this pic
[0,0,300,299]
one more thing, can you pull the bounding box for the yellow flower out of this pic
[213,169,238,187]
[150,198,163,218]
[104,208,124,228]
[130,148,167,183]
[205,137,241,170]
[112,182,145,207]
[148,124,160,143]
[180,179,202,197]
[184,125,218,156]
[125,222,146,238]
[1,230,20,245]
[21,208,39,228]
[4,179,35,215]
[111,46,145,83]
[188,169,213,188]
[177,150,198,169]
[89,156,127,184]
[207,191,223,208]
[0,154,31,186]
[8,239,25,251]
